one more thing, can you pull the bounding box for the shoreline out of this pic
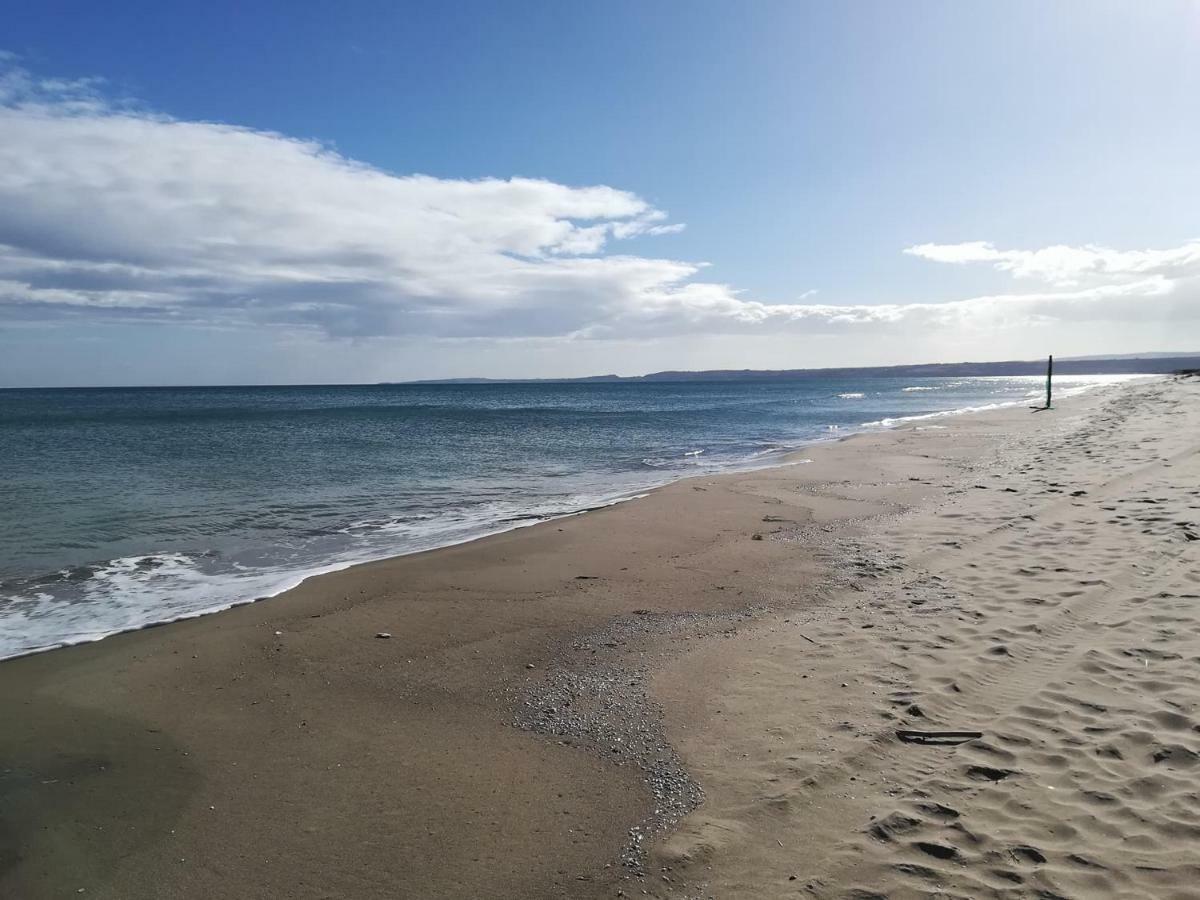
[0,376,1141,663]
[2,375,1194,899]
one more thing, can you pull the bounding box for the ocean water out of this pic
[0,374,1136,659]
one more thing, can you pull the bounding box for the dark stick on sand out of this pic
[896,730,984,745]
[1031,354,1053,412]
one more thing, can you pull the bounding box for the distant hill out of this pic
[401,354,1200,385]
[1062,351,1200,361]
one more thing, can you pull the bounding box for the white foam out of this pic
[838,392,865,399]
[0,490,662,661]
[0,553,324,660]
[862,374,1153,429]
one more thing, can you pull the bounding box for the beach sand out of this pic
[2,375,1198,898]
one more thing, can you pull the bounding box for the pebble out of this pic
[375,632,392,639]
[510,608,764,871]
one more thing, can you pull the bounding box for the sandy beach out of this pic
[3,374,1198,899]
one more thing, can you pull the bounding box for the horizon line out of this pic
[2,351,1198,391]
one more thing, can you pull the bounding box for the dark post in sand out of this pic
[1031,355,1053,411]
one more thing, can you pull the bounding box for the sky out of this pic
[2,0,1200,386]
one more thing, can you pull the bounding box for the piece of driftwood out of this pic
[896,729,983,745]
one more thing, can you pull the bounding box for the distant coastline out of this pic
[395,352,1200,384]
[5,354,1198,392]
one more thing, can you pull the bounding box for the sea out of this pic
[0,374,1140,659]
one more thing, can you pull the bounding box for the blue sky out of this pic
[2,1,1199,385]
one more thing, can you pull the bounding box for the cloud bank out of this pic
[905,240,1200,288]
[1,58,1197,345]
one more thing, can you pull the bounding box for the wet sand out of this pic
[2,375,1197,899]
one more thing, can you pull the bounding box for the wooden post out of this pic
[1031,354,1054,412]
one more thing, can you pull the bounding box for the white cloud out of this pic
[581,274,1195,340]
[0,59,709,339]
[905,239,1200,287]
[1,57,1198,351]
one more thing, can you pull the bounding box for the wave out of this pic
[838,392,865,399]
[0,489,660,661]
[1,435,813,660]
[861,375,1149,429]
[902,386,936,392]
[748,445,785,457]
[1,374,1151,661]
[0,551,318,661]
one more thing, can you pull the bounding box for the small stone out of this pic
[526,663,536,669]
[375,632,391,639]
[751,533,764,541]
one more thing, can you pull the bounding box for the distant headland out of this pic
[394,352,1200,385]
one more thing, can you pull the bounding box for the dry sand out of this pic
[2,375,1197,899]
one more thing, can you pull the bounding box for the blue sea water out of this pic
[0,375,1133,658]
